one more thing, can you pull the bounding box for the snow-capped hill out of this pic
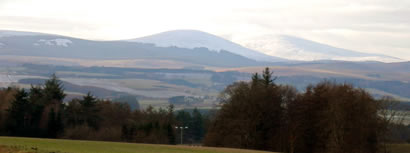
[129,30,226,51]
[127,30,287,62]
[238,35,402,63]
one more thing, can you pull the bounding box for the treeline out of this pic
[0,75,207,144]
[0,68,409,153]
[204,68,408,153]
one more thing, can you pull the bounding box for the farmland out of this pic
[0,137,409,153]
[0,137,272,153]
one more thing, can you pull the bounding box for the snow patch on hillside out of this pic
[36,38,73,47]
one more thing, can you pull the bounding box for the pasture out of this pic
[0,137,272,153]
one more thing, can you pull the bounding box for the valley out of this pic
[1,29,409,109]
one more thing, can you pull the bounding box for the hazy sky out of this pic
[0,0,409,59]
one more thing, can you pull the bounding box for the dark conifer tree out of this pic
[28,85,45,135]
[47,108,57,138]
[6,89,30,135]
[166,104,176,144]
[43,74,66,103]
[79,92,100,129]
[43,74,66,138]
[167,123,176,145]
[191,108,205,142]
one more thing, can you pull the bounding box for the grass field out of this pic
[0,137,273,153]
[389,144,410,153]
[0,137,409,153]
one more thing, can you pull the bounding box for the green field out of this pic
[0,137,272,153]
[0,137,409,153]
[389,144,410,153]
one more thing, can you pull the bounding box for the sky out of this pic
[0,0,409,60]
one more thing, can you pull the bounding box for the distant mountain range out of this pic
[0,30,275,67]
[1,29,410,101]
[0,29,404,65]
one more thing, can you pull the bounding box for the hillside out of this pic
[0,30,273,68]
[127,30,287,62]
[237,35,402,62]
[1,30,404,64]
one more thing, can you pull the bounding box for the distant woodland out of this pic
[0,68,409,153]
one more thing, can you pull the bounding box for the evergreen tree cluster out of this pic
[2,74,66,138]
[175,108,208,144]
[0,75,208,144]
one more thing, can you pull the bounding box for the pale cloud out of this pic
[0,0,409,59]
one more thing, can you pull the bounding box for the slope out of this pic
[127,30,288,62]
[238,35,402,62]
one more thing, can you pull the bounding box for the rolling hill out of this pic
[127,30,287,62]
[0,30,274,67]
[237,35,402,62]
